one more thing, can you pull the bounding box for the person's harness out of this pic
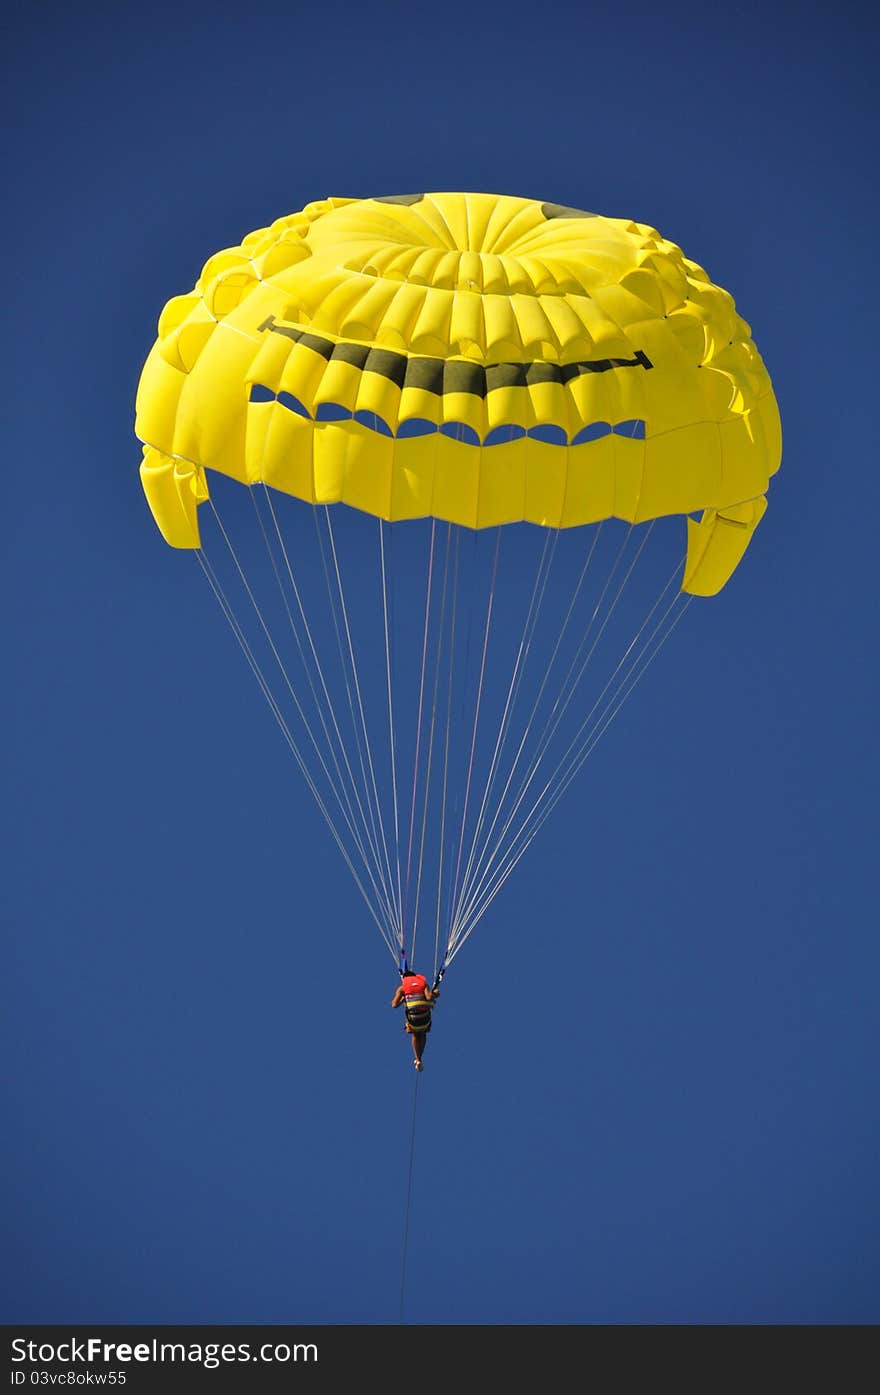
[398,954,446,1033]
[402,974,432,1032]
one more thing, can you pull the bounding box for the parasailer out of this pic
[134,191,781,1004]
[391,970,440,1070]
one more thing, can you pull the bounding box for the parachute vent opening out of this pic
[249,383,275,403]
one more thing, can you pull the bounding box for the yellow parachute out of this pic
[137,192,779,596]
[135,193,781,972]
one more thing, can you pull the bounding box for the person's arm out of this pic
[426,986,439,1003]
[391,986,404,1008]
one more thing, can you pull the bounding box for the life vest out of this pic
[402,973,432,1031]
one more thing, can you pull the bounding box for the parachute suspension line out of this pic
[451,524,658,948]
[449,523,652,949]
[399,1072,420,1325]
[205,499,400,933]
[194,548,397,957]
[542,524,654,746]
[323,508,400,935]
[543,591,694,821]
[448,523,605,936]
[450,589,687,956]
[459,568,683,943]
[449,582,693,957]
[447,528,502,933]
[450,527,558,939]
[451,592,693,953]
[403,520,437,937]
[250,488,393,921]
[379,519,404,950]
[312,507,401,943]
[409,524,453,969]
[311,507,391,916]
[433,531,460,984]
[259,487,393,919]
[438,530,478,956]
[534,554,687,816]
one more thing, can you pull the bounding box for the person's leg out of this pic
[413,1031,425,1067]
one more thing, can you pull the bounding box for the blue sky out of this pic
[2,0,878,1324]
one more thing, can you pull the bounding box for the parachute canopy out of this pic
[136,192,780,597]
